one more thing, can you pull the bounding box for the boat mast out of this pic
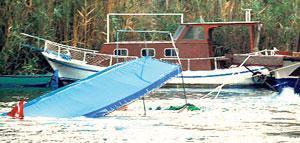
[244,9,257,52]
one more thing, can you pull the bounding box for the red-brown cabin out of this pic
[100,21,260,71]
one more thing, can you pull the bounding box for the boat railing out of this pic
[21,33,138,67]
[20,33,98,53]
[161,56,228,71]
[246,48,279,56]
[44,40,138,66]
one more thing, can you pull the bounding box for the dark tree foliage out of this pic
[0,0,299,74]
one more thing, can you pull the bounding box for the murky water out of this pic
[0,87,299,142]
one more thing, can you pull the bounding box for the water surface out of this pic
[0,87,299,142]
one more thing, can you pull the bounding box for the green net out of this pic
[165,105,184,110]
[165,104,201,111]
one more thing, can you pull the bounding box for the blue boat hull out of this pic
[267,78,300,93]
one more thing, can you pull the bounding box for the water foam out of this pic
[275,87,300,102]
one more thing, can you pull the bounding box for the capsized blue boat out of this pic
[19,57,181,118]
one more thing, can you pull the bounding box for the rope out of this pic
[169,33,188,104]
[200,55,253,99]
[268,62,300,73]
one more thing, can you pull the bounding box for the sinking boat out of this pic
[3,57,181,118]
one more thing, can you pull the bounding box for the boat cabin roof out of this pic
[107,41,172,44]
[181,21,260,26]
[105,21,260,52]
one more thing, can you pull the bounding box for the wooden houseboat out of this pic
[100,20,269,86]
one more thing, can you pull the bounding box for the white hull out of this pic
[43,52,269,85]
[169,66,269,85]
[42,52,105,80]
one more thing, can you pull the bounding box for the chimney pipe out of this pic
[244,9,252,22]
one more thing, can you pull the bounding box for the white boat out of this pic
[35,38,268,86]
[20,12,271,87]
[41,40,137,81]
[20,12,300,90]
[168,66,268,85]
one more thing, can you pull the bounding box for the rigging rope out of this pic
[169,33,188,105]
[201,56,300,99]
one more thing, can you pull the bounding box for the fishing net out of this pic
[165,103,201,111]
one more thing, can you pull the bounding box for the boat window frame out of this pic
[173,25,184,40]
[141,48,156,57]
[113,48,128,56]
[164,48,178,57]
[183,26,205,40]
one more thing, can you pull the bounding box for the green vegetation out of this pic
[0,0,299,74]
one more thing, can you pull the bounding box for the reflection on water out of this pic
[0,87,51,108]
[0,87,299,142]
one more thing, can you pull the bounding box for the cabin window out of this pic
[164,48,177,57]
[141,48,155,57]
[184,26,205,40]
[114,49,128,56]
